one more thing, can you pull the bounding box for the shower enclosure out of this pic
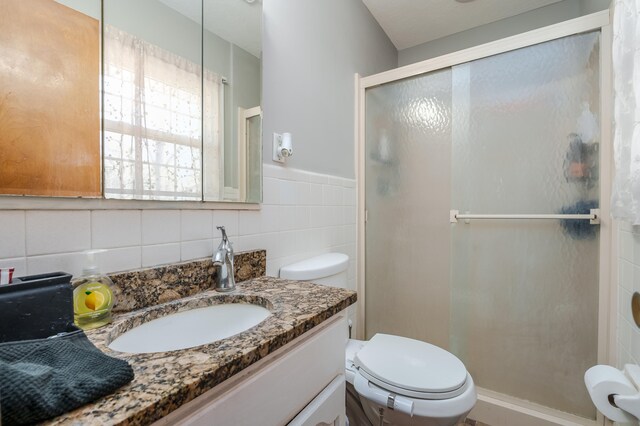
[357,13,612,426]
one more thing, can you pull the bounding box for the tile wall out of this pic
[617,221,640,367]
[0,165,357,292]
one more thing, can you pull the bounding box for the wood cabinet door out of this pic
[0,0,100,197]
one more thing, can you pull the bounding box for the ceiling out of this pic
[361,0,564,50]
[158,0,262,58]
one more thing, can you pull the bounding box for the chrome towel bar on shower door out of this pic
[449,209,600,224]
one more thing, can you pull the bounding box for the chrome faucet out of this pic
[212,226,236,292]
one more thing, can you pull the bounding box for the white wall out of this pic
[262,0,397,179]
[617,222,640,367]
[398,0,611,66]
[0,165,356,290]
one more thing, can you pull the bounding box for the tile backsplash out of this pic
[0,165,356,291]
[108,250,266,313]
[617,221,640,367]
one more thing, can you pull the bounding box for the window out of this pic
[103,25,223,200]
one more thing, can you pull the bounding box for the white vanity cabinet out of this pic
[154,313,348,426]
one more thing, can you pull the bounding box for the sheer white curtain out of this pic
[612,0,640,223]
[103,25,224,200]
[203,69,225,200]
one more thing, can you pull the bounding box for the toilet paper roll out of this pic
[584,365,637,423]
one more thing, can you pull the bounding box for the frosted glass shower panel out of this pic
[365,69,453,349]
[450,32,600,418]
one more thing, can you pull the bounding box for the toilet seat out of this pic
[353,334,469,400]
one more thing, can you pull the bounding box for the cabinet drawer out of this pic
[288,374,345,426]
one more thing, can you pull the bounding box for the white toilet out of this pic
[280,253,477,426]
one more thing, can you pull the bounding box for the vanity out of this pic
[43,254,356,426]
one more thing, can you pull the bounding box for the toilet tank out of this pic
[280,253,349,288]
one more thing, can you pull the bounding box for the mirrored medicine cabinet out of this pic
[0,0,262,203]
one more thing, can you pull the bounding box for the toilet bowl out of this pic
[280,253,477,426]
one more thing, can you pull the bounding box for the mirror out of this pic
[0,0,262,203]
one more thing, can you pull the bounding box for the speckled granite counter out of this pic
[43,276,356,426]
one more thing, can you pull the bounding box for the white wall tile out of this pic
[345,206,357,225]
[98,247,142,273]
[279,206,297,231]
[297,229,313,254]
[345,242,356,260]
[266,258,281,277]
[235,234,269,254]
[307,172,329,185]
[279,231,297,256]
[263,177,280,205]
[309,206,325,228]
[181,210,213,241]
[620,288,633,325]
[633,233,640,266]
[620,221,633,232]
[92,210,141,249]
[295,182,311,205]
[213,210,239,237]
[344,187,356,206]
[634,265,640,294]
[309,183,323,205]
[323,185,341,206]
[142,211,180,245]
[621,318,632,354]
[328,176,343,186]
[280,180,297,205]
[238,210,262,235]
[26,211,90,256]
[27,252,86,277]
[619,222,640,367]
[260,205,280,233]
[342,179,356,189]
[325,206,340,227]
[181,239,214,261]
[620,231,634,262]
[296,206,310,230]
[262,164,284,179]
[287,169,309,183]
[0,211,25,258]
[633,328,640,362]
[142,243,181,267]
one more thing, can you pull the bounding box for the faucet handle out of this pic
[217,226,228,242]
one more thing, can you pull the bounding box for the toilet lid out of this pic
[353,334,468,398]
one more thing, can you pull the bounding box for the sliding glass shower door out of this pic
[365,67,453,351]
[365,31,601,419]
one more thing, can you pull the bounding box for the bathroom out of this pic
[0,0,639,425]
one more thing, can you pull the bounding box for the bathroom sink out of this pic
[108,303,271,354]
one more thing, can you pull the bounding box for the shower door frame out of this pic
[355,10,615,426]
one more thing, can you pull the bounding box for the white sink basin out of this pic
[108,303,271,354]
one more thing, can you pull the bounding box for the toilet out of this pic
[280,253,477,426]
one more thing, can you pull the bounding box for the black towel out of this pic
[0,329,134,425]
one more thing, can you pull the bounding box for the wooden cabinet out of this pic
[0,0,100,197]
[154,313,348,426]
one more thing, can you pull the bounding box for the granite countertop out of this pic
[44,276,357,426]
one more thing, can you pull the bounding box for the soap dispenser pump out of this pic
[72,250,115,330]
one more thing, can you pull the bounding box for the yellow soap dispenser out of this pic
[72,250,115,330]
